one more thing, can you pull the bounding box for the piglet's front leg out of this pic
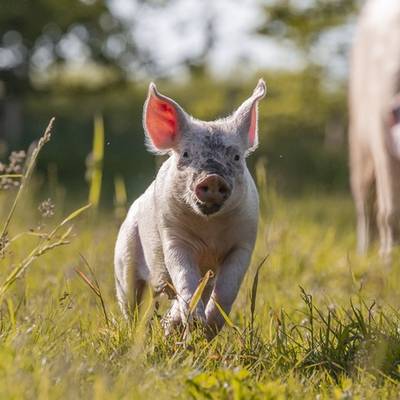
[205,246,252,338]
[163,244,206,332]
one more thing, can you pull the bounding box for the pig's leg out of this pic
[376,166,393,258]
[205,247,252,338]
[114,210,149,320]
[162,276,214,335]
[163,244,206,326]
[375,154,400,259]
[350,139,374,255]
[161,300,182,335]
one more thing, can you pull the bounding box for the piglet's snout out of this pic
[195,174,231,207]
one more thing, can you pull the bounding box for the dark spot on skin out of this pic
[202,158,227,176]
[202,134,226,154]
[196,134,243,178]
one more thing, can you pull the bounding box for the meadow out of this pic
[1,120,400,399]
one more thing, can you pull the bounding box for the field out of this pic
[2,124,400,399]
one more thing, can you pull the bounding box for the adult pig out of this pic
[349,0,400,257]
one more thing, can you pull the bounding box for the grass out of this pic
[1,123,400,398]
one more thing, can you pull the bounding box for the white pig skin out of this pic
[114,80,266,337]
[349,0,400,258]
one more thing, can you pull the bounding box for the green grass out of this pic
[1,187,400,399]
[2,123,400,398]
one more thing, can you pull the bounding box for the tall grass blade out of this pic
[0,236,70,301]
[0,174,23,179]
[255,158,268,220]
[75,261,109,327]
[79,253,110,327]
[75,268,101,297]
[0,201,91,303]
[59,203,92,228]
[211,296,236,329]
[250,255,269,348]
[250,255,269,325]
[88,114,104,210]
[0,118,55,241]
[211,296,244,341]
[189,270,214,315]
[114,174,127,220]
[48,203,92,239]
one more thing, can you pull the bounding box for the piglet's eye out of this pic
[183,151,189,158]
[234,154,240,161]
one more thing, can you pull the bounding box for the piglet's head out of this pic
[143,80,266,217]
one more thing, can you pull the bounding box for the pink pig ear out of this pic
[143,83,187,152]
[233,79,266,153]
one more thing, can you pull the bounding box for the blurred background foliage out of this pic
[0,0,362,206]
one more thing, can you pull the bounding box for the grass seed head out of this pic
[0,232,9,258]
[38,198,56,218]
[0,150,26,190]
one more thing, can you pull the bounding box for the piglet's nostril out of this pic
[219,186,228,194]
[195,174,231,208]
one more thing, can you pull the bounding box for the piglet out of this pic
[114,80,266,337]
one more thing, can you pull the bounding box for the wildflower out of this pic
[328,303,336,312]
[38,198,55,218]
[0,150,26,190]
[8,151,26,173]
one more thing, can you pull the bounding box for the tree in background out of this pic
[0,0,132,93]
[0,0,133,141]
[258,0,361,148]
[119,0,360,81]
[0,0,363,94]
[262,0,358,54]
